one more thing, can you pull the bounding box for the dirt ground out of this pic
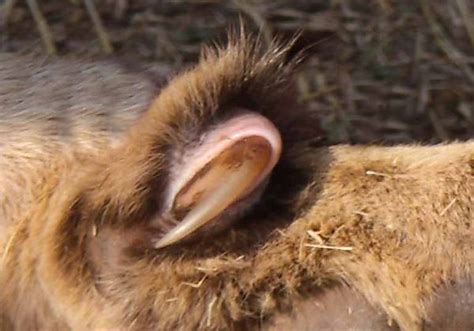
[1,0,473,144]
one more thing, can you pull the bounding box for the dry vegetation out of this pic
[1,0,473,144]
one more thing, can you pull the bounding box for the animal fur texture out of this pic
[0,32,473,330]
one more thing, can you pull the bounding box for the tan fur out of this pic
[0,32,472,330]
[0,55,156,241]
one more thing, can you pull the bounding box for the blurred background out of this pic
[1,0,473,144]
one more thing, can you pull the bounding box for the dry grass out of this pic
[1,0,473,144]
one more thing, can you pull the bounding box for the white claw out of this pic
[155,155,258,249]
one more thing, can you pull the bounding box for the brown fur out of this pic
[0,32,473,330]
[266,285,398,330]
